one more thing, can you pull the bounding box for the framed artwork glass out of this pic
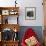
[25,7,36,20]
[2,10,9,15]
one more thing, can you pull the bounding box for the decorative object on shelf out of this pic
[13,28,17,32]
[42,3,43,5]
[5,18,8,24]
[2,16,8,24]
[25,7,36,20]
[15,0,17,7]
[9,10,18,15]
[2,28,13,41]
[13,32,18,41]
[2,10,9,15]
[1,28,19,41]
[13,28,18,40]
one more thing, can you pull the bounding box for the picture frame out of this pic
[25,7,36,20]
[2,10,9,15]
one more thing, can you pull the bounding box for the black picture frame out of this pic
[25,7,36,20]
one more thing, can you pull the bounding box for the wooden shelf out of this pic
[0,7,19,10]
[0,7,19,16]
[0,24,20,32]
[2,40,19,42]
[0,7,20,46]
[1,40,19,46]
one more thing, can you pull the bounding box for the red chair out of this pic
[21,28,41,46]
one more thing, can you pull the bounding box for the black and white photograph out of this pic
[25,7,36,20]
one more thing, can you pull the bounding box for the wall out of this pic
[0,0,44,26]
[0,0,15,7]
[18,0,44,26]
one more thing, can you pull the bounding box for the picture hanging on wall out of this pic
[25,7,36,20]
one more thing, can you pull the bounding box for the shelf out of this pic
[0,7,19,16]
[0,7,19,46]
[2,40,19,43]
[0,24,20,32]
[0,7,19,24]
[0,7,19,10]
[1,15,18,24]
[2,41,19,46]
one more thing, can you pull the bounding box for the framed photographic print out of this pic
[25,7,36,20]
[2,10,9,15]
